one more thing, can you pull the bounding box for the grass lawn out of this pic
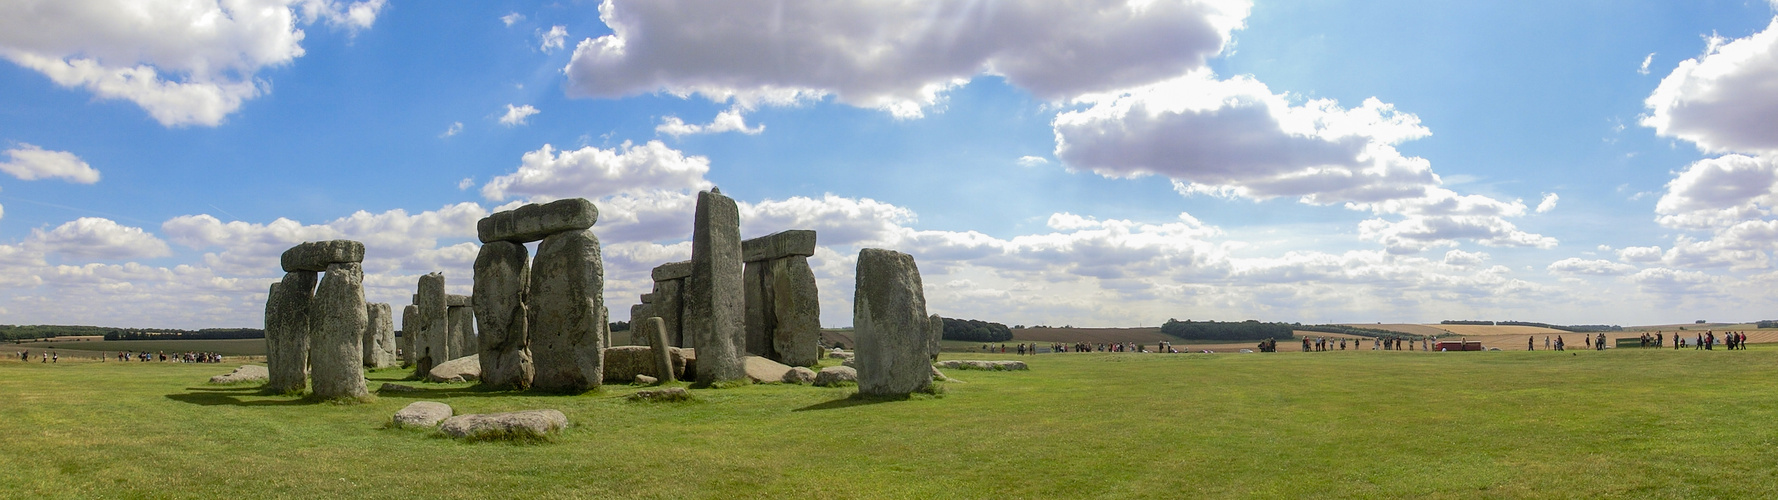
[3,347,1777,498]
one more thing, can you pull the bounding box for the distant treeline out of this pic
[104,328,263,341]
[1161,319,1293,341]
[941,317,1014,342]
[1440,320,1621,332]
[1758,320,1778,329]
[1295,324,1420,339]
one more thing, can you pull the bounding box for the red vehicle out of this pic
[1433,340,1483,351]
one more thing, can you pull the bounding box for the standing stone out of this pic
[772,256,821,366]
[642,317,675,384]
[412,273,448,376]
[630,303,651,346]
[928,314,944,361]
[852,248,933,396]
[743,260,774,359]
[475,241,533,390]
[363,303,396,369]
[265,271,317,394]
[687,190,745,386]
[400,304,417,366]
[448,306,476,364]
[309,263,369,400]
[655,278,686,348]
[529,229,606,392]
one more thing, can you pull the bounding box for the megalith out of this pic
[412,273,448,376]
[650,261,691,348]
[852,248,933,396]
[400,304,417,366]
[447,304,475,363]
[739,230,820,366]
[528,229,606,392]
[642,316,675,383]
[310,262,370,400]
[687,189,745,386]
[475,240,533,390]
[363,302,397,369]
[265,271,317,394]
[928,314,944,361]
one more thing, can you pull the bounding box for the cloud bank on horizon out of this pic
[0,0,1775,329]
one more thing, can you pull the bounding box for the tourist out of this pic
[1555,336,1564,351]
[51,352,57,363]
[1529,336,1535,351]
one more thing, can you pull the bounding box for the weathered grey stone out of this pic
[927,314,943,361]
[602,345,685,382]
[440,409,568,439]
[628,387,692,402]
[742,229,817,262]
[633,374,658,385]
[643,317,676,383]
[852,248,933,396]
[445,294,471,307]
[427,354,481,383]
[209,365,268,384]
[628,304,648,345]
[687,190,745,386]
[280,240,365,272]
[828,349,850,359]
[399,305,417,366]
[935,360,1029,371]
[477,198,599,244]
[782,366,816,384]
[474,240,532,390]
[743,355,794,383]
[392,401,452,428]
[411,273,448,376]
[529,229,606,392]
[309,262,369,401]
[448,306,475,362]
[772,256,821,367]
[813,365,857,387]
[378,383,420,393]
[363,303,397,369]
[651,260,693,281]
[265,271,317,394]
[743,259,774,359]
[640,292,656,303]
[654,279,686,348]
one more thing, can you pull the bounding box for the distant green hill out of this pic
[1,325,262,341]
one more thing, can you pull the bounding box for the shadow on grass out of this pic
[164,390,319,407]
[792,393,903,412]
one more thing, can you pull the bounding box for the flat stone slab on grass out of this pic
[743,356,794,383]
[935,360,1029,371]
[439,409,568,440]
[393,401,453,428]
[813,366,857,387]
[628,387,692,402]
[208,365,268,384]
[428,354,482,383]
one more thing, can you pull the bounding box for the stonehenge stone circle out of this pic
[643,316,676,383]
[645,261,692,348]
[477,198,598,244]
[363,302,397,369]
[852,248,934,396]
[528,228,606,392]
[739,230,820,366]
[687,189,746,386]
[474,240,533,390]
[309,262,370,400]
[280,240,364,273]
[741,229,816,262]
[265,271,317,394]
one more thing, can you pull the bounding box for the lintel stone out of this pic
[651,260,693,281]
[280,240,365,272]
[741,230,817,262]
[477,198,598,244]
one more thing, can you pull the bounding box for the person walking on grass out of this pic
[1529,336,1535,351]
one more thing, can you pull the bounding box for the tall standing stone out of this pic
[265,271,317,394]
[309,263,370,400]
[475,240,533,390]
[655,276,686,348]
[400,304,418,366]
[529,229,606,392]
[853,248,933,396]
[687,190,745,386]
[642,317,675,384]
[448,306,475,362]
[363,303,396,369]
[927,314,943,361]
[743,260,774,359]
[412,273,448,376]
[772,256,821,366]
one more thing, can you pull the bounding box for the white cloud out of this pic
[1536,192,1559,213]
[539,25,567,52]
[0,0,385,127]
[480,140,713,201]
[1654,154,1778,229]
[31,217,171,260]
[1639,52,1655,75]
[1443,249,1488,267]
[502,12,525,27]
[441,121,463,137]
[499,104,540,126]
[1643,18,1778,153]
[1618,246,1664,263]
[1016,156,1049,167]
[656,107,764,136]
[1546,258,1634,276]
[456,177,473,190]
[564,0,1251,117]
[0,143,99,183]
[162,202,488,277]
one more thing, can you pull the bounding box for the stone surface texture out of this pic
[309,262,370,400]
[852,248,933,396]
[427,354,482,383]
[687,190,745,386]
[935,360,1029,371]
[643,317,676,383]
[782,366,816,384]
[208,365,269,384]
[478,198,598,244]
[742,355,794,383]
[771,256,821,366]
[439,409,568,439]
[280,240,365,272]
[813,365,858,387]
[741,229,818,262]
[927,314,943,361]
[528,229,606,392]
[447,306,475,363]
[602,345,684,382]
[363,303,397,369]
[399,305,417,366]
[651,260,693,281]
[743,260,774,359]
[474,240,533,390]
[393,401,453,428]
[265,271,317,394]
[653,278,685,348]
[412,273,449,376]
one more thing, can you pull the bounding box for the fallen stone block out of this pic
[208,365,268,384]
[439,409,568,440]
[813,366,857,387]
[427,354,482,383]
[628,387,693,402]
[392,401,452,428]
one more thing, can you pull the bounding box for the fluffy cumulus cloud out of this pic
[564,0,1250,117]
[481,140,714,202]
[499,104,540,126]
[30,217,171,260]
[0,0,385,127]
[656,107,764,136]
[1536,193,1559,213]
[538,25,567,52]
[0,143,100,183]
[1547,258,1635,276]
[1643,18,1778,154]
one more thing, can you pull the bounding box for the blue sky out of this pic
[2,0,1777,329]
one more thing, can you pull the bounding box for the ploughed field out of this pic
[6,347,1778,498]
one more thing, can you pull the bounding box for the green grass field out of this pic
[3,338,267,357]
[4,347,1777,498]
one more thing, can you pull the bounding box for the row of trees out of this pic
[1440,320,1622,332]
[1160,319,1293,341]
[940,317,1014,342]
[103,328,263,341]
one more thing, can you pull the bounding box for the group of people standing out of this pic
[1530,331,1756,351]
[18,350,56,363]
[1302,336,1421,352]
